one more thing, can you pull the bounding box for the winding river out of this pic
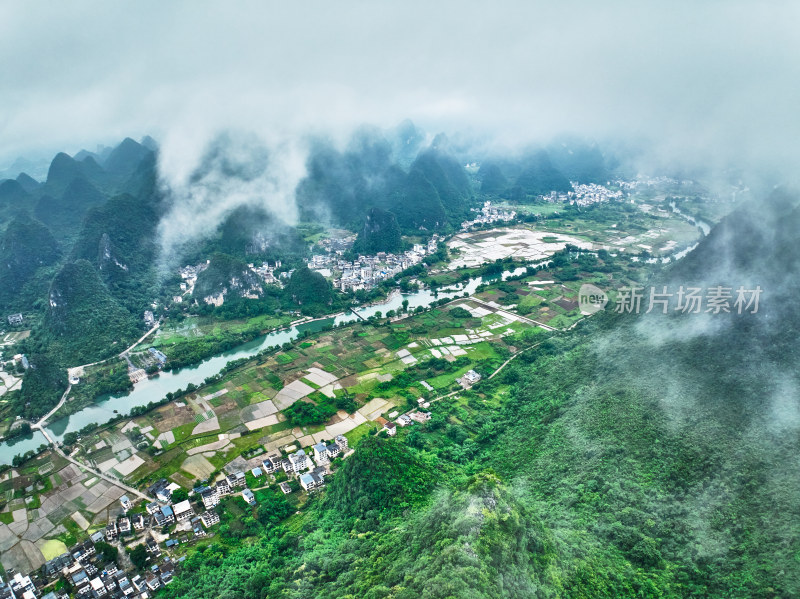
[0,274,501,463]
[0,213,710,464]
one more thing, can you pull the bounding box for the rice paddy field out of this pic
[0,213,681,576]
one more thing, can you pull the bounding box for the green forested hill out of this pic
[296,126,473,232]
[43,259,139,364]
[0,212,60,307]
[515,150,572,197]
[35,177,108,241]
[193,253,263,300]
[285,266,332,308]
[160,194,800,598]
[352,207,402,254]
[70,189,161,312]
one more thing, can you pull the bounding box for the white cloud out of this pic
[0,0,798,180]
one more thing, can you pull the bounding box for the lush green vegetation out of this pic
[0,212,60,309]
[285,266,334,311]
[157,196,799,598]
[352,207,402,254]
[193,253,263,299]
[42,259,140,364]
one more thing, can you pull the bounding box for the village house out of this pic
[42,552,74,578]
[227,471,246,488]
[159,561,175,584]
[200,510,220,528]
[130,574,146,593]
[120,495,133,511]
[8,573,35,597]
[242,488,256,506]
[396,414,413,427]
[200,487,219,509]
[105,521,118,541]
[285,449,310,474]
[261,457,278,474]
[191,516,205,536]
[216,477,231,496]
[460,369,482,387]
[132,513,145,530]
[410,411,432,424]
[158,505,175,525]
[145,573,161,592]
[299,472,324,492]
[312,442,329,464]
[326,441,341,459]
[71,540,96,562]
[118,516,131,534]
[173,500,194,522]
[89,577,107,597]
[384,422,397,436]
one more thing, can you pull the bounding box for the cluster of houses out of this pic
[568,182,625,207]
[5,430,358,598]
[269,434,349,492]
[538,182,625,206]
[316,235,356,255]
[249,260,283,286]
[537,178,690,208]
[381,409,432,437]
[307,236,440,292]
[145,481,218,537]
[460,201,517,230]
[0,572,41,599]
[5,521,178,599]
[195,470,248,510]
[176,261,209,299]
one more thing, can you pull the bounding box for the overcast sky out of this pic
[2,1,799,179]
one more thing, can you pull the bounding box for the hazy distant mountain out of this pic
[0,179,32,208]
[477,162,508,194]
[297,128,473,231]
[515,149,572,196]
[389,119,426,167]
[35,177,108,240]
[15,172,40,193]
[103,137,153,179]
[547,138,611,183]
[140,135,159,151]
[73,149,101,163]
[44,152,95,196]
[0,156,50,181]
[410,141,473,216]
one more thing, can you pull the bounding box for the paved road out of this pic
[33,384,72,428]
[119,323,160,358]
[468,297,555,331]
[36,426,150,502]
